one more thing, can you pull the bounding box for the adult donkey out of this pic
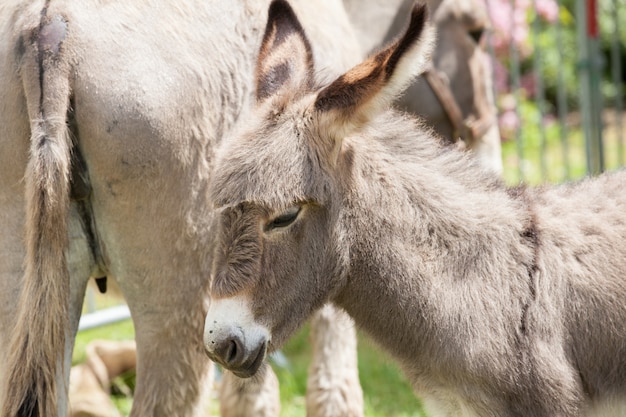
[205,1,626,416]
[0,1,363,416]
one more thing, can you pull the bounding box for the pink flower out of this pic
[535,0,559,22]
[486,0,532,54]
[493,61,510,94]
[499,109,520,140]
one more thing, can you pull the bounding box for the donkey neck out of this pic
[333,114,535,376]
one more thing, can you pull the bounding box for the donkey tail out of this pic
[2,14,73,417]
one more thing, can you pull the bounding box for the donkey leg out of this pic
[69,363,122,417]
[465,46,503,175]
[219,364,280,417]
[306,304,364,417]
[124,284,214,417]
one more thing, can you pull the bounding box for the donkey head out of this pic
[204,0,434,378]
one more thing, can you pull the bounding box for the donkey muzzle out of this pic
[203,296,270,378]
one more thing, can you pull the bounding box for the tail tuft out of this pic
[2,12,73,417]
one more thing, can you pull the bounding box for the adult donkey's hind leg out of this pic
[66,205,98,413]
[122,277,214,417]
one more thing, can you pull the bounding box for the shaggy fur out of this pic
[1,0,506,415]
[207,2,626,416]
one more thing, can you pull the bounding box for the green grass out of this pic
[271,325,425,417]
[73,320,135,365]
[74,314,425,416]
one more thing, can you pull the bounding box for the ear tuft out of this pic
[256,0,314,102]
[385,4,428,80]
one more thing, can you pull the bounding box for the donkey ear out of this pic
[256,0,314,102]
[314,3,434,130]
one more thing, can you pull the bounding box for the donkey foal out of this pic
[204,1,626,416]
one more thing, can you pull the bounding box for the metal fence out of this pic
[79,289,130,331]
[486,0,625,184]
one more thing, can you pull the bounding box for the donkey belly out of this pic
[422,394,626,417]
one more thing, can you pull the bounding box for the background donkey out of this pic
[345,0,502,173]
[204,1,626,416]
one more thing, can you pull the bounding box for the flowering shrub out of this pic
[483,0,575,142]
[485,0,624,142]
[483,0,625,183]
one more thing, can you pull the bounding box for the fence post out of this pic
[576,0,605,175]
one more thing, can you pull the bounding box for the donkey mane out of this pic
[341,111,503,190]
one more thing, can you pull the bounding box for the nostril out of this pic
[226,339,238,364]
[213,334,244,367]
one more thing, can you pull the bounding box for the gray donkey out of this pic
[204,1,626,416]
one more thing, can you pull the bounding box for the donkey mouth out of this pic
[230,340,268,378]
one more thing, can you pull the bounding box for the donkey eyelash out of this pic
[265,205,302,232]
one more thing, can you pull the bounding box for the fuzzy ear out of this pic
[256,0,314,102]
[314,3,434,131]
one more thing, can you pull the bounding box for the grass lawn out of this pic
[74,309,425,417]
[270,324,425,417]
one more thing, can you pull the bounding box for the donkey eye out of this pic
[266,206,301,231]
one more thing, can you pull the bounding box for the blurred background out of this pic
[489,0,625,184]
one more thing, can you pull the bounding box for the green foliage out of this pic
[501,94,588,185]
[72,320,135,365]
[493,0,625,185]
[528,6,579,109]
[274,326,425,417]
